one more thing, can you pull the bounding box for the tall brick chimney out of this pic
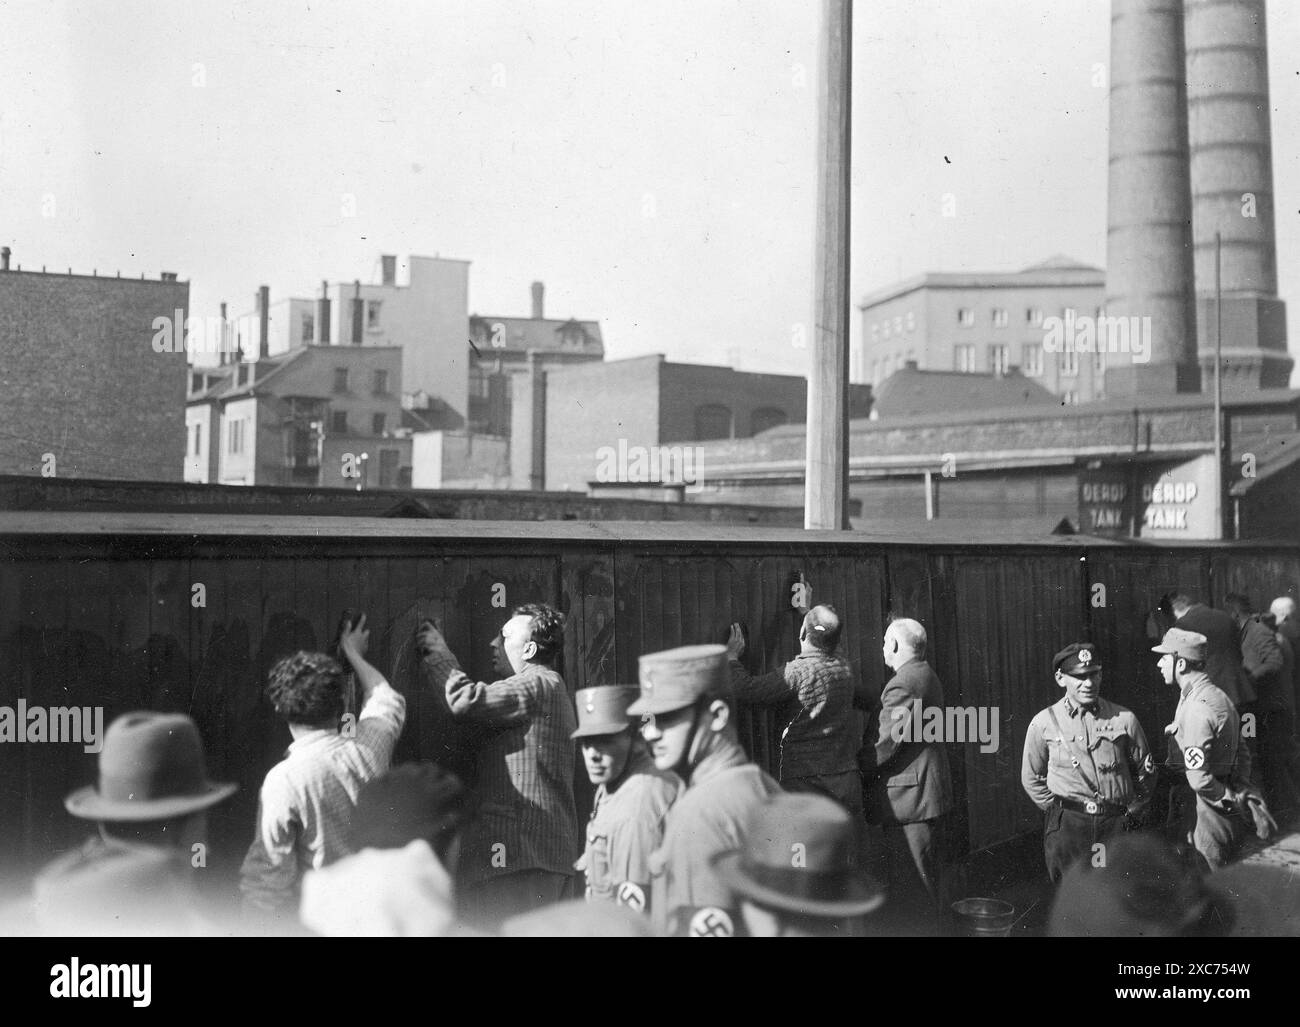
[258,285,270,359]
[318,280,331,344]
[219,302,228,366]
[1103,0,1200,398]
[531,281,544,320]
[381,255,397,287]
[1185,0,1290,390]
[1,247,10,271]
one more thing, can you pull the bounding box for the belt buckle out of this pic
[1084,800,1099,815]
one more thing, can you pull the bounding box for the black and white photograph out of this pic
[0,0,1297,988]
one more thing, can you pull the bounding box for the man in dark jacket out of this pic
[1226,594,1297,817]
[863,617,954,924]
[1171,595,1254,708]
[725,605,863,816]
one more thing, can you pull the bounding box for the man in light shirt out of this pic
[240,613,406,927]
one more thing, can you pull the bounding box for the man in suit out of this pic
[863,617,954,927]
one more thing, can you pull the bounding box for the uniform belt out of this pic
[1054,796,1126,817]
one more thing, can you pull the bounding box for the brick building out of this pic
[540,355,873,494]
[0,254,190,481]
[186,345,410,489]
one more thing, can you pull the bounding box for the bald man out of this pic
[864,618,954,928]
[1270,597,1300,730]
[726,605,864,816]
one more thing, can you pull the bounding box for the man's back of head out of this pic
[1269,596,1296,625]
[267,650,345,730]
[802,604,843,653]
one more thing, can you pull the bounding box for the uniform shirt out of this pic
[1021,695,1154,811]
[648,739,781,938]
[425,649,581,886]
[729,650,861,780]
[577,748,681,913]
[241,681,406,915]
[1167,671,1251,805]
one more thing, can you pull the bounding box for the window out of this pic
[228,419,244,455]
[1026,307,1043,327]
[302,312,314,343]
[331,410,349,434]
[992,308,1008,328]
[190,372,203,393]
[1060,346,1079,377]
[333,368,349,394]
[192,424,201,456]
[372,369,389,395]
[954,344,977,373]
[1062,390,1079,406]
[367,300,382,329]
[372,412,386,436]
[905,311,915,331]
[957,308,974,328]
[751,407,787,435]
[379,449,400,488]
[989,344,1009,375]
[1022,343,1044,377]
[694,404,733,441]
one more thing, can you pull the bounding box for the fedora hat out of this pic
[712,793,885,918]
[571,685,639,739]
[65,712,237,822]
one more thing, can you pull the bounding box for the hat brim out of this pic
[65,780,238,822]
[1151,644,1177,654]
[711,851,887,918]
[625,695,694,717]
[570,721,634,740]
[1062,666,1102,676]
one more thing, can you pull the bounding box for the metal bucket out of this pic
[951,898,1016,937]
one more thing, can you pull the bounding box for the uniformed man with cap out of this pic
[1153,627,1252,869]
[572,685,681,916]
[1021,642,1155,882]
[629,643,782,938]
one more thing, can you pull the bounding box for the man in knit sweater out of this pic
[725,605,863,817]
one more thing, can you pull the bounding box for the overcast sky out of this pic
[2,0,1297,380]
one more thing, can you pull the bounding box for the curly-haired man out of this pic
[416,602,579,929]
[240,614,405,924]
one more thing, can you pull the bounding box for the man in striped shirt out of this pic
[240,614,406,927]
[417,603,580,929]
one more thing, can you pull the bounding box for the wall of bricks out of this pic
[0,271,189,481]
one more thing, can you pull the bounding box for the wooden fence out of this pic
[3,512,1299,886]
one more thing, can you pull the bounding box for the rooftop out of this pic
[870,364,1059,419]
[859,256,1104,309]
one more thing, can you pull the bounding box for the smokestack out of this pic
[1103,0,1200,398]
[1,247,10,271]
[318,280,331,344]
[258,285,270,359]
[531,281,544,320]
[1185,0,1290,389]
[219,302,228,366]
[351,280,363,345]
[381,255,397,286]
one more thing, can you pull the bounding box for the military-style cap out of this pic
[627,644,730,717]
[1152,627,1208,663]
[1054,642,1101,677]
[571,685,640,739]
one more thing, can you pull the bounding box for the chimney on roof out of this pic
[381,255,396,286]
[1,247,10,271]
[318,280,331,344]
[258,284,270,359]
[531,281,544,320]
[219,302,228,366]
[161,271,178,282]
[904,359,918,371]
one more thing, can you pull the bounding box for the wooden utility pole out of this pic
[805,0,852,530]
